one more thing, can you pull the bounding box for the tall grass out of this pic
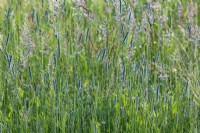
[0,0,199,132]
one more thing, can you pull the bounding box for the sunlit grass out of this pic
[0,0,199,132]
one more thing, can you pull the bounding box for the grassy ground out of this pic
[0,0,199,132]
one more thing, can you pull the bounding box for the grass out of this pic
[0,0,199,132]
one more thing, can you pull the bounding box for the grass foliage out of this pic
[0,0,200,132]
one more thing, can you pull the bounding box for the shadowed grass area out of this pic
[0,0,199,132]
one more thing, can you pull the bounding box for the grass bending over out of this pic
[0,0,199,132]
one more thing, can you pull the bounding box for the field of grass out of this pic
[0,0,199,132]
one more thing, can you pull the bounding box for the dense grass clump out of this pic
[0,0,199,132]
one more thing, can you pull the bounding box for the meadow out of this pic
[0,0,199,132]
